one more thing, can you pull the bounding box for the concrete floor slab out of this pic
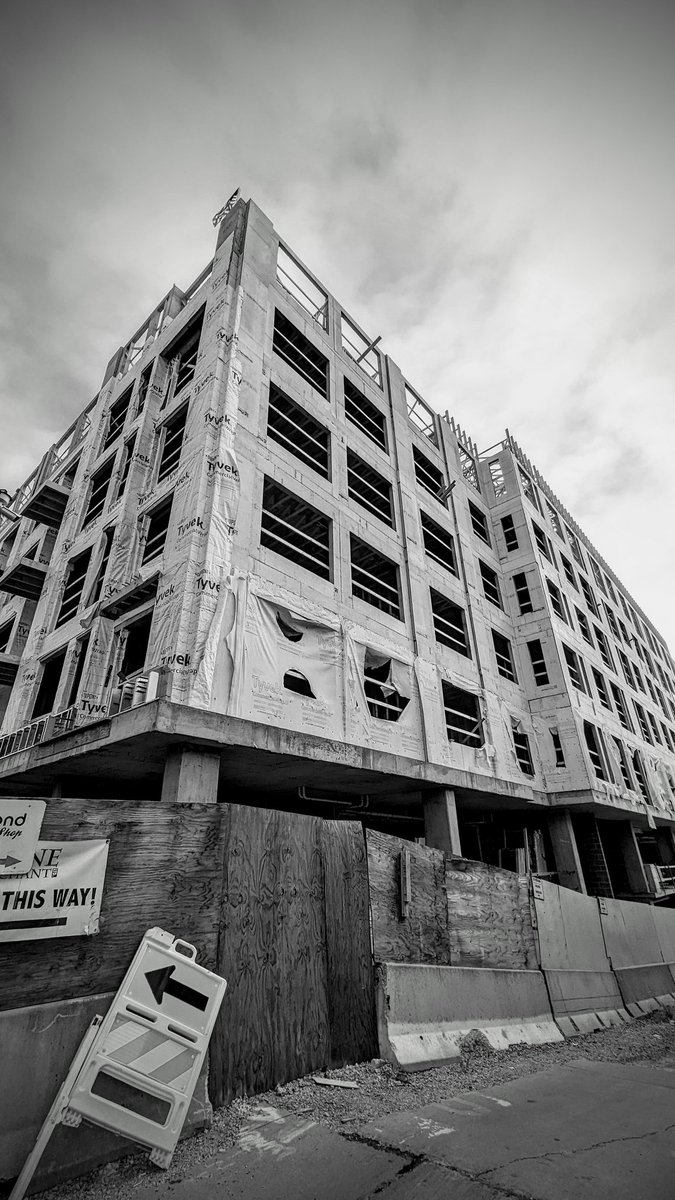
[129,1105,404,1200]
[356,1061,675,1200]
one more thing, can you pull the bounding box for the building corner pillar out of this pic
[423,789,462,856]
[548,811,586,892]
[161,746,220,805]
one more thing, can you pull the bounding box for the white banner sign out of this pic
[0,839,109,942]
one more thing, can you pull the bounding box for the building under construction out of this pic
[1,193,674,903]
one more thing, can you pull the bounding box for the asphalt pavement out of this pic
[126,1058,675,1200]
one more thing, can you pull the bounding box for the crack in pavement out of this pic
[474,1122,675,1178]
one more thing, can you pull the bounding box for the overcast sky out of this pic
[2,0,674,644]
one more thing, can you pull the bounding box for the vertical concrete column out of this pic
[620,822,656,896]
[161,746,220,804]
[548,811,586,893]
[423,789,462,855]
[656,827,675,865]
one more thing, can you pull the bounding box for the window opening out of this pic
[551,728,565,767]
[618,649,634,689]
[115,434,137,501]
[276,246,328,328]
[340,315,382,386]
[489,459,506,498]
[518,467,538,508]
[604,604,621,641]
[261,479,331,581]
[158,404,188,482]
[431,589,470,655]
[364,653,409,721]
[142,495,173,564]
[82,457,115,528]
[283,669,315,697]
[576,608,593,645]
[492,630,517,682]
[344,378,387,451]
[604,574,617,604]
[413,445,445,499]
[56,548,93,627]
[267,384,330,477]
[119,611,153,678]
[632,749,651,803]
[66,634,90,708]
[545,500,564,539]
[633,662,645,693]
[527,639,550,685]
[135,365,152,417]
[166,309,204,397]
[442,682,483,747]
[405,385,436,442]
[350,536,401,618]
[513,572,533,615]
[589,558,607,594]
[532,522,554,563]
[563,644,589,693]
[584,722,609,781]
[564,525,585,568]
[102,388,132,451]
[648,710,662,744]
[469,502,491,545]
[501,514,518,551]
[60,456,81,489]
[31,648,67,719]
[594,627,613,671]
[546,579,568,623]
[0,619,14,653]
[347,450,394,527]
[89,528,115,605]
[633,700,652,743]
[512,720,535,775]
[612,737,633,790]
[592,667,612,710]
[479,561,502,608]
[561,555,577,589]
[610,683,633,732]
[458,444,479,491]
[420,512,457,575]
[273,310,328,397]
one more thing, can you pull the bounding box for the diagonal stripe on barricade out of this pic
[107,1026,166,1066]
[150,1048,197,1085]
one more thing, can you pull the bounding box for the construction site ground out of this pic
[20,1010,675,1200]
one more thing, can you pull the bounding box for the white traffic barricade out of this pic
[9,928,226,1200]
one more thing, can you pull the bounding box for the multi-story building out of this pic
[1,193,674,902]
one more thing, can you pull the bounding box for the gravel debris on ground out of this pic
[20,1010,675,1200]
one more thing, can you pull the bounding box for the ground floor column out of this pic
[160,745,220,804]
[423,788,462,855]
[548,811,586,892]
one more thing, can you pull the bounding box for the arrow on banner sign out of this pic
[145,965,208,1012]
[0,856,21,869]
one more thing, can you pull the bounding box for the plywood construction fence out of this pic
[366,829,538,970]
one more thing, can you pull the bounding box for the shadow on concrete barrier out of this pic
[375,962,563,1070]
[532,880,630,1036]
[0,993,212,1192]
[598,897,675,1013]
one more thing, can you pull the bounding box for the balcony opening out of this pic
[347,450,394,527]
[31,648,68,719]
[261,478,331,581]
[350,536,401,619]
[420,511,457,575]
[267,384,330,477]
[273,310,328,398]
[430,589,470,656]
[344,378,387,451]
[363,651,410,722]
[442,682,483,747]
[276,245,328,329]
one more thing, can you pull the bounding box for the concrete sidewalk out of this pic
[114,1060,675,1200]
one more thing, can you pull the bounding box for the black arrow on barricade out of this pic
[0,856,21,869]
[145,965,208,1011]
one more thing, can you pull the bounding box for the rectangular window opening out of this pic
[591,667,612,710]
[350,536,401,619]
[563,644,589,693]
[527,639,550,686]
[442,682,483,747]
[405,385,436,442]
[513,572,533,615]
[413,445,445,500]
[142,496,173,565]
[458,444,480,492]
[88,528,115,605]
[165,308,205,397]
[551,729,565,767]
[276,245,328,329]
[82,458,115,528]
[420,512,457,575]
[489,459,507,498]
[268,384,330,478]
[469,501,491,545]
[512,723,535,775]
[261,479,331,581]
[344,378,387,451]
[66,634,90,708]
[501,514,518,551]
[273,310,328,397]
[584,721,609,781]
[102,388,132,451]
[158,404,189,482]
[492,630,517,682]
[340,315,381,386]
[56,548,93,628]
[347,450,394,527]
[479,561,502,609]
[431,589,470,656]
[610,683,633,732]
[31,648,68,719]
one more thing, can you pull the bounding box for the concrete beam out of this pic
[161,746,220,805]
[548,811,587,893]
[423,789,462,855]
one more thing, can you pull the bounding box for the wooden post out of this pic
[161,747,220,805]
[423,789,462,856]
[548,811,587,893]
